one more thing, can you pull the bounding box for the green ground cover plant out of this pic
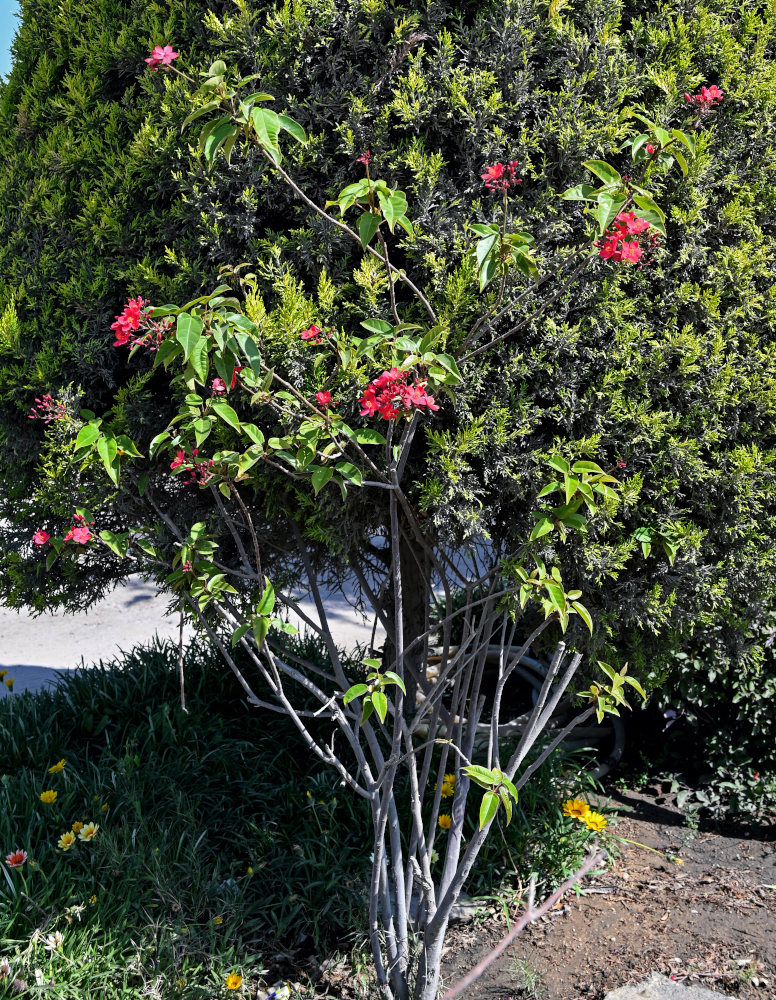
[0,638,602,997]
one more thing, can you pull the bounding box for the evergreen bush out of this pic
[2,0,776,807]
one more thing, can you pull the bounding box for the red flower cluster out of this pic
[63,512,93,545]
[684,85,723,113]
[170,448,214,485]
[211,378,227,395]
[358,151,372,168]
[481,161,521,192]
[28,394,68,423]
[301,324,325,344]
[111,298,173,350]
[597,211,657,265]
[315,391,334,407]
[359,368,440,420]
[145,45,179,71]
[32,529,50,547]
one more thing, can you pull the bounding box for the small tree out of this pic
[26,51,719,999]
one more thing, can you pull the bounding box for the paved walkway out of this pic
[0,575,381,696]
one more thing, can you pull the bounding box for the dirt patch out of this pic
[440,790,776,999]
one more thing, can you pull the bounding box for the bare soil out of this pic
[439,790,776,999]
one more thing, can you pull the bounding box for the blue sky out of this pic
[1,0,20,80]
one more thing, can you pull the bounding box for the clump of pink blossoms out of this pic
[111,297,173,351]
[170,449,214,486]
[684,85,723,113]
[28,394,68,423]
[32,529,50,547]
[359,368,439,420]
[63,513,93,544]
[481,161,521,192]
[145,45,179,71]
[597,211,658,265]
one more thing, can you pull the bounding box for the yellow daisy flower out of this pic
[40,789,58,805]
[440,773,456,798]
[0,669,7,678]
[78,822,99,842]
[72,821,84,833]
[47,759,66,774]
[584,811,608,833]
[225,972,242,990]
[58,831,76,851]
[89,895,97,904]
[213,916,223,925]
[438,814,452,830]
[562,798,590,820]
[4,678,13,691]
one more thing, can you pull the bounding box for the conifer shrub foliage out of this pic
[2,0,776,792]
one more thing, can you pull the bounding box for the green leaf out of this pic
[583,159,622,185]
[344,683,368,705]
[154,338,182,369]
[479,256,497,292]
[189,336,209,384]
[595,192,626,235]
[181,101,223,130]
[360,318,393,335]
[571,460,605,474]
[251,107,282,162]
[149,431,171,459]
[479,790,500,830]
[560,183,597,201]
[335,461,363,486]
[311,466,333,495]
[256,579,275,615]
[498,786,513,825]
[137,473,149,497]
[546,454,570,474]
[277,114,306,143]
[632,193,666,236]
[211,400,241,431]
[376,190,408,232]
[176,314,204,361]
[475,233,498,272]
[203,121,239,166]
[371,690,388,723]
[537,481,560,499]
[544,580,566,612]
[358,211,380,249]
[231,623,252,647]
[529,515,554,541]
[463,764,498,788]
[96,435,118,480]
[360,698,375,725]
[382,671,406,694]
[74,424,99,451]
[355,429,387,445]
[252,616,269,648]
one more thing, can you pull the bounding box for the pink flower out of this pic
[170,450,187,470]
[358,151,372,167]
[684,84,723,113]
[5,850,27,868]
[616,460,626,469]
[145,45,179,71]
[597,211,656,266]
[359,369,440,420]
[315,391,332,406]
[481,160,521,192]
[301,324,324,344]
[64,525,92,544]
[169,448,214,485]
[32,529,50,547]
[646,144,655,155]
[28,394,68,423]
[211,378,227,395]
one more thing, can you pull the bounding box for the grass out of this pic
[0,636,604,998]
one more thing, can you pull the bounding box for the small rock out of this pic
[604,971,735,1000]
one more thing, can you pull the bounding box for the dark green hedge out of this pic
[2,0,776,804]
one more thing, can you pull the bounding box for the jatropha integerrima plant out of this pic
[28,48,720,1000]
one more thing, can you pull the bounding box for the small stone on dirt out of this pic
[604,971,735,1000]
